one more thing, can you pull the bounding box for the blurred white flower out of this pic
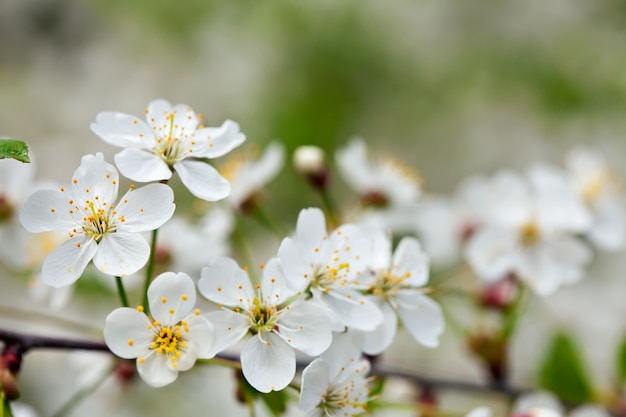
[198,257,333,393]
[104,272,214,388]
[354,235,444,354]
[565,146,625,251]
[220,141,285,212]
[277,207,384,331]
[512,391,610,417]
[465,167,592,296]
[91,99,245,201]
[19,153,175,287]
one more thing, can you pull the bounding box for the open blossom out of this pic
[565,146,625,251]
[299,333,373,417]
[465,167,592,296]
[354,234,444,354]
[19,153,175,287]
[198,257,333,393]
[91,99,246,201]
[277,207,383,331]
[512,391,610,417]
[104,272,215,388]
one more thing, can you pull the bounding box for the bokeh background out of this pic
[3,0,626,415]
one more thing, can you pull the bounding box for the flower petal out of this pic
[299,358,330,412]
[116,183,175,233]
[277,237,313,293]
[148,272,197,325]
[396,292,444,347]
[261,258,293,305]
[104,307,153,358]
[192,120,246,158]
[276,301,333,356]
[391,237,429,287]
[136,351,178,388]
[173,160,230,201]
[20,189,76,233]
[241,333,295,393]
[198,257,254,308]
[93,232,149,277]
[185,314,215,359]
[114,148,172,183]
[203,310,250,357]
[315,287,383,331]
[42,236,97,287]
[71,153,119,204]
[90,111,154,148]
[359,299,397,355]
[295,208,327,258]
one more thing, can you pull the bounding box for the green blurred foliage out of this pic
[538,332,594,404]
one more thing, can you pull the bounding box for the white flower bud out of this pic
[293,145,325,175]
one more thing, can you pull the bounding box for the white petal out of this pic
[359,299,397,355]
[465,228,518,283]
[295,208,327,256]
[241,333,295,393]
[466,407,493,417]
[198,257,254,307]
[173,160,230,201]
[71,153,119,204]
[20,189,76,232]
[173,342,198,372]
[396,292,444,347]
[261,258,293,305]
[362,233,392,273]
[171,103,199,137]
[148,272,197,325]
[136,351,178,388]
[114,148,172,182]
[570,405,612,417]
[277,237,313,293]
[146,99,174,131]
[116,183,175,232]
[42,237,97,287]
[185,314,215,359]
[103,307,153,358]
[203,310,250,357]
[90,111,154,148]
[276,301,333,356]
[192,120,246,158]
[316,288,383,331]
[299,358,330,412]
[391,237,429,287]
[93,232,149,277]
[513,392,563,415]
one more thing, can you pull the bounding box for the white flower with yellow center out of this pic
[19,153,175,287]
[104,272,215,388]
[299,333,374,417]
[565,146,625,251]
[277,208,384,331]
[465,167,592,296]
[354,234,444,354]
[91,99,245,201]
[198,257,334,393]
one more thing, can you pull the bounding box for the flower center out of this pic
[320,383,369,415]
[311,263,351,292]
[370,271,407,299]
[518,221,540,247]
[582,172,608,205]
[82,201,116,243]
[248,298,278,334]
[154,113,185,165]
[149,320,188,368]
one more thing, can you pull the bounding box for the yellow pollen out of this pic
[169,308,175,314]
[181,294,188,301]
[161,297,167,303]
[137,306,144,312]
[128,339,134,346]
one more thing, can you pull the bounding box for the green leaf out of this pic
[0,140,30,163]
[538,332,594,403]
[615,335,626,384]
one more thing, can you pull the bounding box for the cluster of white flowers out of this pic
[6,97,625,417]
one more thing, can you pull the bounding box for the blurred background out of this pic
[3,0,626,415]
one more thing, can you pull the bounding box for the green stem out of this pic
[319,188,340,229]
[252,205,287,239]
[50,362,116,417]
[142,228,159,314]
[115,276,129,308]
[1,391,12,417]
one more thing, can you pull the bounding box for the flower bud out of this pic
[293,146,329,190]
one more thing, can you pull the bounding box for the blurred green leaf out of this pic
[538,332,594,404]
[236,371,288,417]
[616,335,626,385]
[0,140,30,163]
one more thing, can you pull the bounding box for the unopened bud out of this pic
[293,146,329,190]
